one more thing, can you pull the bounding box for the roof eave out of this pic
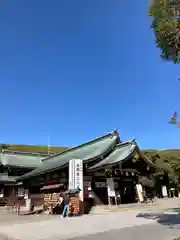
[1,149,49,157]
[1,164,37,169]
[88,139,160,171]
[88,140,136,171]
[41,130,119,163]
[134,145,160,170]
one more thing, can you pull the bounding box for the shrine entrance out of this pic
[117,178,137,204]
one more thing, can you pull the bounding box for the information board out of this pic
[69,159,83,201]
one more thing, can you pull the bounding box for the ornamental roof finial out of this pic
[112,129,119,136]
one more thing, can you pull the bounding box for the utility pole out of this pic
[47,135,51,155]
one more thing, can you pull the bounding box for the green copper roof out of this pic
[17,131,119,180]
[0,151,43,168]
[90,140,157,170]
[90,140,136,169]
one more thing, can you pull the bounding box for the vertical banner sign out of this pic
[75,159,83,201]
[69,159,84,201]
[18,188,24,197]
[136,184,144,202]
[24,189,29,199]
[162,186,168,197]
[69,159,75,190]
[107,178,115,197]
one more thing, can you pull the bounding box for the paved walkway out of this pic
[0,210,180,240]
[0,211,155,240]
[0,198,180,240]
[90,198,180,214]
[69,223,180,240]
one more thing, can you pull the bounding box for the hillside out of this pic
[1,143,180,159]
[0,144,68,154]
[143,149,180,160]
[142,149,180,187]
[143,149,180,170]
[142,149,180,167]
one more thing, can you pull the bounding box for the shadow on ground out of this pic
[137,208,180,230]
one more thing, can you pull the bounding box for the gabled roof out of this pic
[0,151,44,169]
[16,130,119,180]
[89,140,136,169]
[89,140,157,170]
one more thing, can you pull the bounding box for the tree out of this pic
[143,150,180,189]
[0,144,9,150]
[149,0,180,63]
[139,176,155,188]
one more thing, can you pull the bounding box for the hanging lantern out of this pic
[105,168,113,177]
[132,158,136,163]
[133,152,139,161]
[115,169,118,175]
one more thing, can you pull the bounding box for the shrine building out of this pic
[13,130,157,208]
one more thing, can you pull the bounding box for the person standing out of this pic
[62,192,70,218]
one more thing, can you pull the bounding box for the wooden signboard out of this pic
[44,193,59,208]
[69,196,80,215]
[44,193,51,202]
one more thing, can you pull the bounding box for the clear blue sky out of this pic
[0,0,180,150]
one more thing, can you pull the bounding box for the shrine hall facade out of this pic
[0,130,158,205]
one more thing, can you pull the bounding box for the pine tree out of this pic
[149,0,180,63]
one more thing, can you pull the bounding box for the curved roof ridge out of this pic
[41,130,119,162]
[134,145,159,169]
[119,140,159,169]
[116,139,136,147]
[89,140,136,170]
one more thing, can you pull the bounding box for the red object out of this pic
[113,129,119,136]
[168,111,177,124]
[173,111,177,119]
[40,184,63,190]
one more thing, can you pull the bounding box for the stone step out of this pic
[89,203,162,214]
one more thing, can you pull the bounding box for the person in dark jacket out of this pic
[62,193,70,218]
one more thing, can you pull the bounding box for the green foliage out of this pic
[149,0,180,63]
[139,176,155,188]
[143,149,180,187]
[0,144,9,150]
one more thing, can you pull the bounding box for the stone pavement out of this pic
[90,198,180,214]
[0,198,180,240]
[69,223,180,240]
[0,210,179,240]
[0,211,154,240]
